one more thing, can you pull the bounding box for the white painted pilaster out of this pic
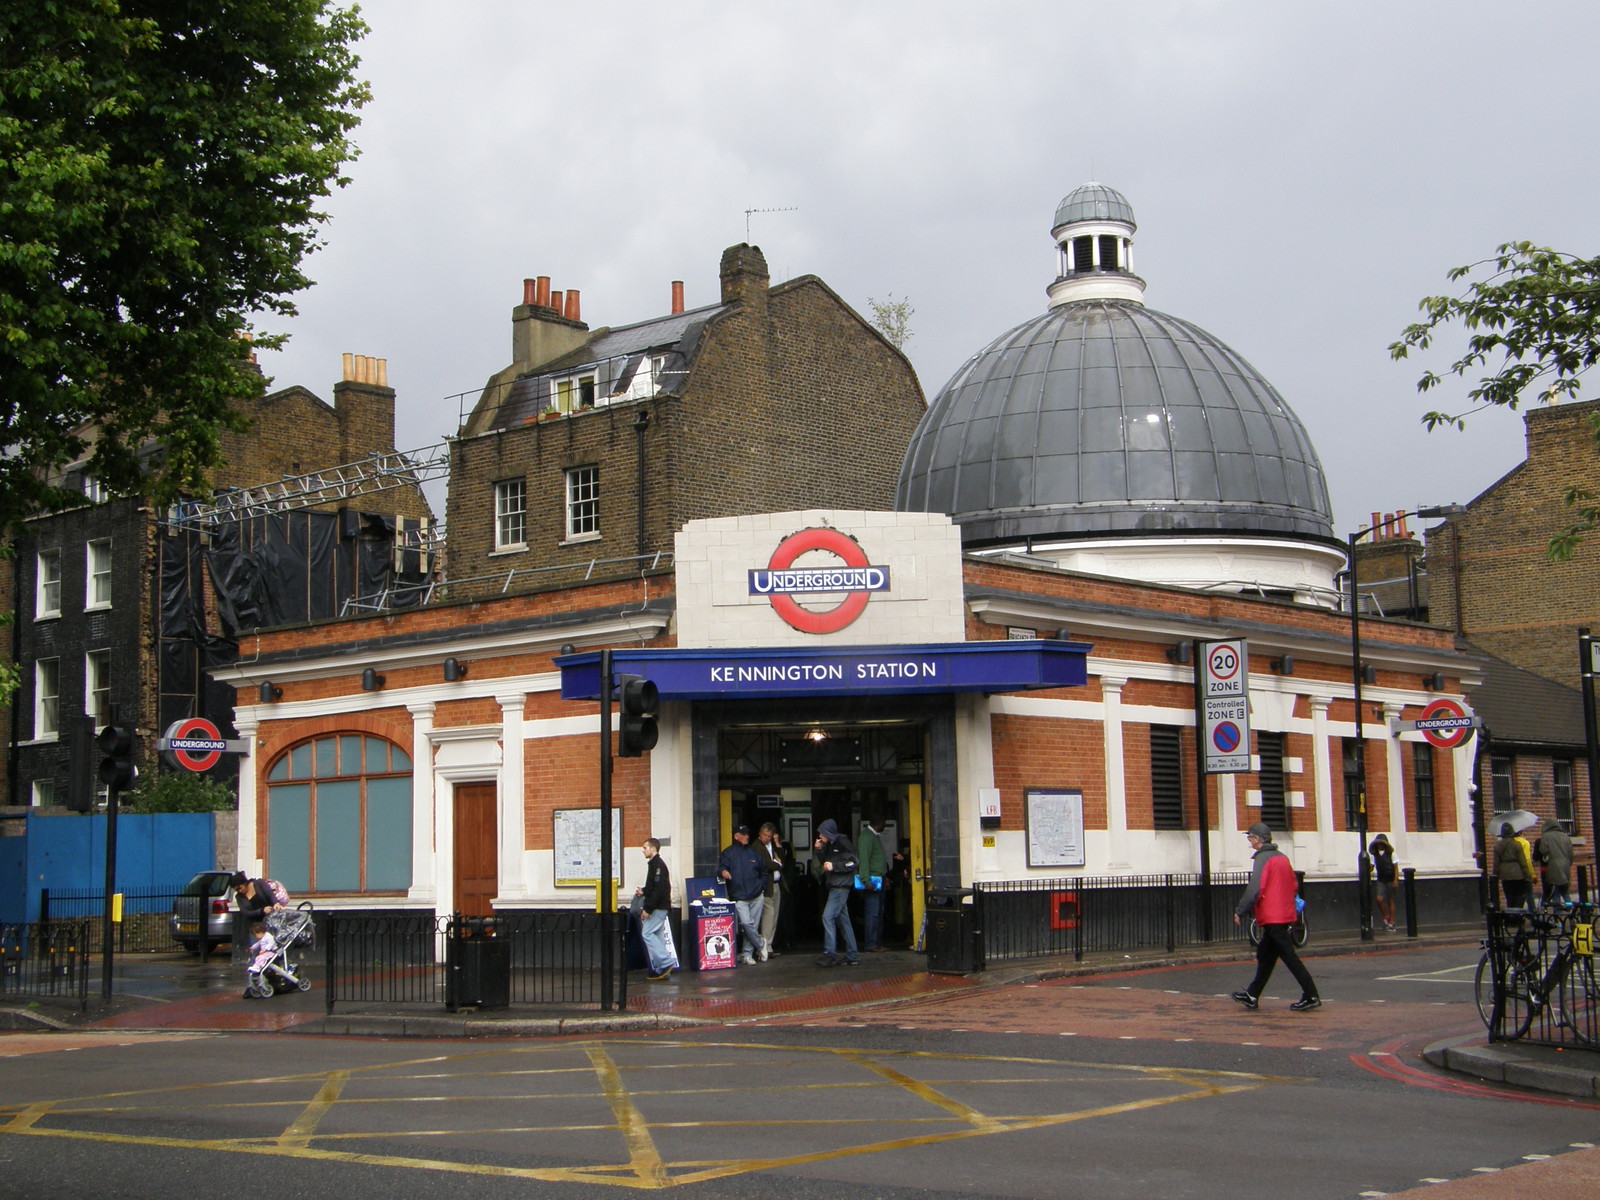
[497,692,529,899]
[406,703,436,904]
[1216,773,1239,869]
[1383,702,1408,847]
[1100,675,1130,869]
[233,716,260,874]
[1309,696,1337,870]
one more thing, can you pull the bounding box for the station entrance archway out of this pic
[691,695,959,947]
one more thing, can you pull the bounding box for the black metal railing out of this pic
[0,921,92,1010]
[497,910,628,1007]
[1480,906,1598,1050]
[973,872,1254,963]
[323,910,628,1013]
[39,887,186,954]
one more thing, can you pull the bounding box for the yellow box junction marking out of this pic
[0,1039,1296,1190]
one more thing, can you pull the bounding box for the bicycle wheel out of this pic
[1473,951,1495,1029]
[1476,951,1536,1039]
[1291,913,1309,949]
[1557,954,1598,1048]
[1499,962,1539,1041]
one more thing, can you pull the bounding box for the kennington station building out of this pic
[214,184,1478,958]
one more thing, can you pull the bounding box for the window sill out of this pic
[19,736,60,747]
[35,613,61,622]
[85,603,111,613]
[489,544,528,557]
[561,532,602,547]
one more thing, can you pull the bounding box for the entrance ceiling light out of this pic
[806,727,828,743]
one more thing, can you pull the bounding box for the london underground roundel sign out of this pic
[1416,698,1474,750]
[748,528,891,635]
[164,716,226,772]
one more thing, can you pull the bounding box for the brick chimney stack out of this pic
[719,244,770,308]
[333,353,395,464]
[511,274,589,371]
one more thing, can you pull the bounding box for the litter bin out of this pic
[925,888,981,974]
[446,920,509,1010]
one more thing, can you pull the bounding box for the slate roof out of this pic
[488,302,727,430]
[1463,643,1587,749]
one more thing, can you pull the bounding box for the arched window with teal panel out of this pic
[265,734,413,894]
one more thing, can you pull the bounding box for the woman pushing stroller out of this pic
[230,872,313,998]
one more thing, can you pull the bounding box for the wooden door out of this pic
[453,782,498,917]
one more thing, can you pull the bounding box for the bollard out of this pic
[1402,867,1418,938]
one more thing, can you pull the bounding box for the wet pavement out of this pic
[5,925,1597,1098]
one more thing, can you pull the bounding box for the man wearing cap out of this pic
[1232,823,1320,1012]
[718,825,768,964]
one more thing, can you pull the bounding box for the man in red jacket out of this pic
[1232,823,1321,1011]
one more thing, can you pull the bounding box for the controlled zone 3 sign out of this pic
[1199,639,1252,774]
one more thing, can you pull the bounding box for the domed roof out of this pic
[896,195,1335,546]
[1053,183,1136,232]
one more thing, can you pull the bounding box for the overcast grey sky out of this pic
[255,1,1600,537]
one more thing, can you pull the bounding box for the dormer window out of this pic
[554,372,597,413]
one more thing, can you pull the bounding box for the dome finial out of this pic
[1049,183,1143,308]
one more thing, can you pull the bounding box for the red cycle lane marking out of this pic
[1353,1032,1600,1110]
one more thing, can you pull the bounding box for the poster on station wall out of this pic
[1199,639,1252,774]
[553,808,625,887]
[1025,789,1085,868]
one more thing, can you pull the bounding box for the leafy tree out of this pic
[1390,243,1600,559]
[124,769,236,813]
[0,1,371,537]
[868,293,915,351]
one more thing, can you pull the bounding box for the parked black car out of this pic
[169,871,235,951]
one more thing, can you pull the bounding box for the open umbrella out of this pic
[1491,809,1539,834]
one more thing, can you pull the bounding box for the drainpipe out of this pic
[633,407,650,556]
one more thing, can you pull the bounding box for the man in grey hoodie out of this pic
[813,818,860,967]
[1538,820,1574,906]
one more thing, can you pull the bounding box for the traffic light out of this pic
[97,724,137,792]
[616,675,659,757]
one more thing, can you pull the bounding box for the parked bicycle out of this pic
[1246,896,1308,949]
[1474,903,1597,1047]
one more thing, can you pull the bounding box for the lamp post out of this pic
[1347,504,1462,943]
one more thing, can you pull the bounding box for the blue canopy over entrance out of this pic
[558,639,1092,702]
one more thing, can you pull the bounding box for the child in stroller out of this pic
[242,905,314,999]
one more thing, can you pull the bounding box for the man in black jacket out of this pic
[718,825,768,964]
[636,839,678,980]
[813,818,859,967]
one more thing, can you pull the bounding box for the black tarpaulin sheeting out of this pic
[155,509,434,767]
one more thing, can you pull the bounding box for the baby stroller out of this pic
[244,902,315,998]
